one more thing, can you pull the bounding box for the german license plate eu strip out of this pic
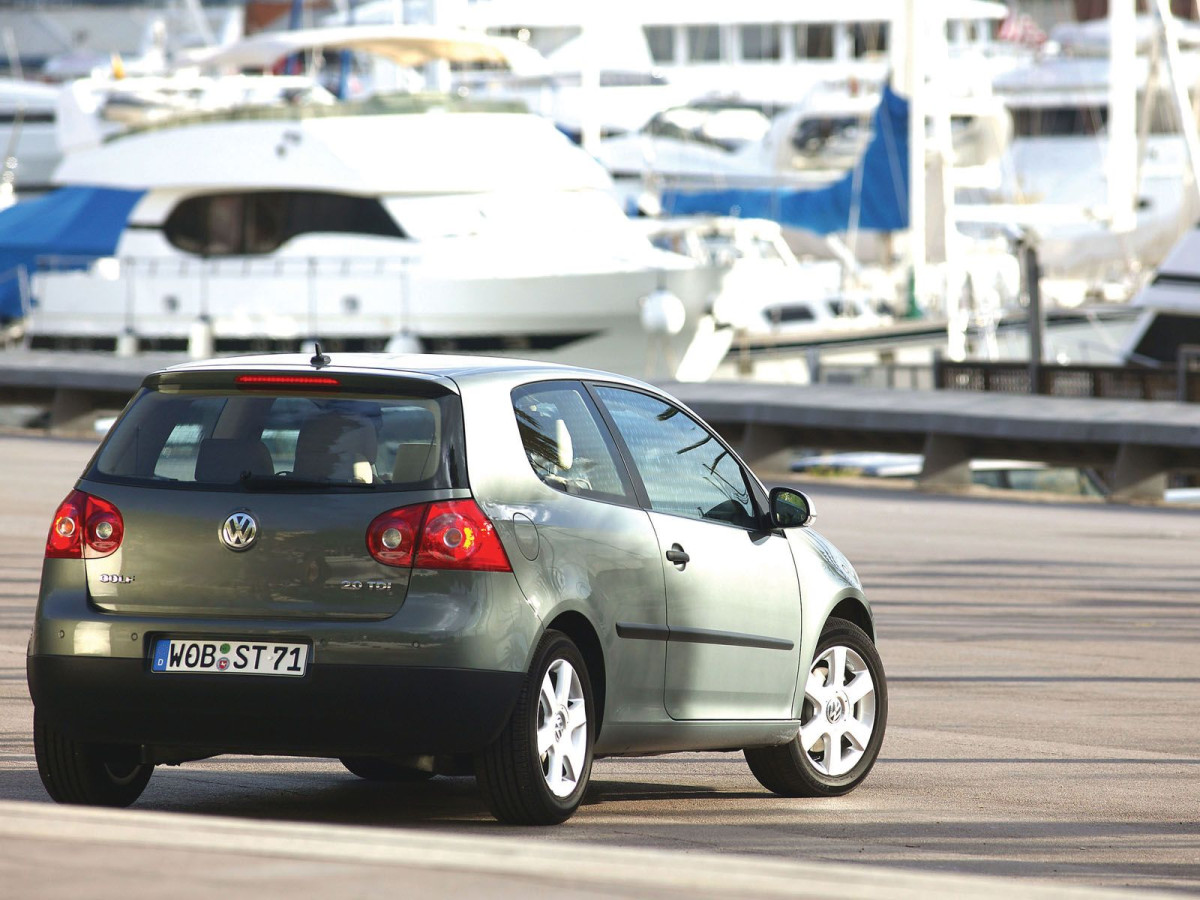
[151,639,308,676]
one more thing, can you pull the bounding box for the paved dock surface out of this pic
[0,348,179,388]
[1,434,1197,897]
[666,379,1200,448]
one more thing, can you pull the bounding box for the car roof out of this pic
[155,352,660,394]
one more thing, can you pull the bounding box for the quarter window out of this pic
[512,383,632,504]
[594,386,757,528]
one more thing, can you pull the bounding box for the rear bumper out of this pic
[28,654,522,759]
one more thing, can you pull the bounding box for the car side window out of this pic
[512,382,633,504]
[593,386,758,529]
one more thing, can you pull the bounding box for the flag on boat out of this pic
[0,187,144,321]
[660,85,910,236]
[997,13,1047,47]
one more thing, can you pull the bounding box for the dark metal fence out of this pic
[936,360,1200,403]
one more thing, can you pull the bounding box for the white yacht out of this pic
[0,79,61,204]
[977,15,1200,291]
[23,27,718,378]
[645,216,894,331]
[595,84,1011,213]
[636,216,901,380]
[593,88,883,209]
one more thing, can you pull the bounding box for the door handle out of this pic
[665,544,690,566]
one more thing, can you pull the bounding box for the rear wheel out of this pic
[340,757,434,782]
[745,618,887,797]
[34,711,153,807]
[475,630,593,825]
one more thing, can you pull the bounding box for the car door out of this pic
[505,381,669,738]
[591,384,802,721]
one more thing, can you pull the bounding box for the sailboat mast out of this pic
[1152,0,1200,209]
[896,1,929,310]
[1108,0,1137,234]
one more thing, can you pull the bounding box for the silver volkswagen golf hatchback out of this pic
[28,352,886,824]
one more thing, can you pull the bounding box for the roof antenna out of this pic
[310,342,330,369]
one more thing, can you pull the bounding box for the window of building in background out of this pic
[793,24,833,60]
[687,25,721,62]
[645,25,675,64]
[740,24,781,61]
[853,22,888,57]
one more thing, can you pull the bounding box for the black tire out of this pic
[475,630,594,825]
[339,757,435,782]
[745,617,887,797]
[34,710,153,807]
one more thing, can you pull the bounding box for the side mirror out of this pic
[769,487,815,528]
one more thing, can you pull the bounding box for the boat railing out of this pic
[29,253,426,352]
[34,254,418,278]
[106,91,528,142]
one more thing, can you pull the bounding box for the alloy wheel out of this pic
[536,658,588,798]
[800,645,877,777]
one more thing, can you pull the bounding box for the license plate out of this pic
[151,638,308,677]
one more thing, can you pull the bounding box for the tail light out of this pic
[367,499,511,572]
[366,505,427,568]
[46,490,125,559]
[417,500,512,572]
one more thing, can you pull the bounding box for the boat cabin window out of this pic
[600,71,668,87]
[1011,97,1181,138]
[768,304,816,324]
[164,191,405,256]
[0,110,54,125]
[645,105,773,151]
[1011,106,1107,138]
[792,116,870,160]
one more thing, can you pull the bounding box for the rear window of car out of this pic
[88,385,466,491]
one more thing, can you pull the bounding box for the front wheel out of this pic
[34,711,153,807]
[475,630,594,825]
[745,617,887,797]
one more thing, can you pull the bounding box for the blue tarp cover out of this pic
[661,85,910,235]
[0,186,144,320]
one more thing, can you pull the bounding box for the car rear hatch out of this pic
[77,367,469,620]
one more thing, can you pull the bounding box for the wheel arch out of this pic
[794,586,874,721]
[827,596,874,642]
[544,611,607,738]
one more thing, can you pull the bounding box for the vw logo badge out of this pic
[221,512,258,551]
